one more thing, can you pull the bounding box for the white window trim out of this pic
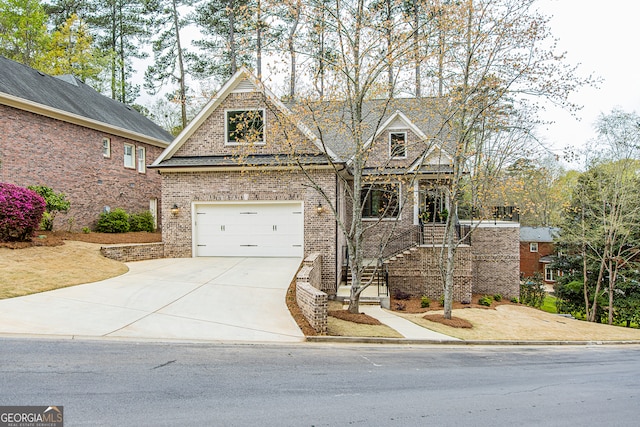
[102,137,111,158]
[544,264,556,282]
[389,131,407,159]
[530,242,538,252]
[362,182,402,221]
[224,108,266,145]
[136,146,146,173]
[124,143,135,169]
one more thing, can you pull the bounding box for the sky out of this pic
[535,0,640,160]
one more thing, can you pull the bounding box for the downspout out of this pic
[335,172,339,293]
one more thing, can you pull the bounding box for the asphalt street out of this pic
[1,339,639,426]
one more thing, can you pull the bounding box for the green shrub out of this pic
[511,297,519,303]
[421,295,431,308]
[439,295,445,306]
[129,211,155,232]
[27,185,70,231]
[493,294,502,302]
[478,295,493,307]
[82,227,91,234]
[520,274,546,308]
[96,208,130,233]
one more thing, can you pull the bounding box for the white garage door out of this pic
[194,202,304,257]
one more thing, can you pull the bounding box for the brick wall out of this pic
[0,105,165,231]
[161,169,338,293]
[174,92,319,158]
[296,253,327,334]
[100,242,165,262]
[471,223,520,299]
[520,241,555,278]
[386,245,473,302]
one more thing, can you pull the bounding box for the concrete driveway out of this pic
[0,257,305,343]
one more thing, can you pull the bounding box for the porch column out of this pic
[413,181,420,225]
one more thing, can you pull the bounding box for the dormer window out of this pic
[390,132,407,158]
[226,109,265,145]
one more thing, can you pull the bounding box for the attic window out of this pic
[226,109,265,145]
[390,132,407,158]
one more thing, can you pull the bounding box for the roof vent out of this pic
[53,74,79,86]
[232,78,256,93]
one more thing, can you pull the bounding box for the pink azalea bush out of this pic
[0,183,46,242]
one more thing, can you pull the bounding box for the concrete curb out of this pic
[1,332,639,346]
[305,336,640,346]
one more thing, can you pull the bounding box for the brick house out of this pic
[520,226,559,285]
[151,68,520,300]
[0,56,173,231]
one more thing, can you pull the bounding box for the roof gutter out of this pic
[149,164,343,173]
[0,92,170,148]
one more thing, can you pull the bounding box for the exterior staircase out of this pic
[336,261,389,303]
[337,224,466,303]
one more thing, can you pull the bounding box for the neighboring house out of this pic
[0,56,173,231]
[151,68,520,301]
[520,226,559,285]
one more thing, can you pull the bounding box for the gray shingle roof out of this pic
[520,226,559,243]
[287,98,453,161]
[0,56,173,144]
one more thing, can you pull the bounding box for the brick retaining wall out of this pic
[100,242,165,262]
[295,253,327,334]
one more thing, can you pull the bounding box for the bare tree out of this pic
[433,0,593,318]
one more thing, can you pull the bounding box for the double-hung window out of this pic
[361,183,400,219]
[529,242,538,252]
[390,132,407,158]
[544,264,556,282]
[226,109,265,144]
[137,147,146,173]
[124,143,135,169]
[102,138,111,158]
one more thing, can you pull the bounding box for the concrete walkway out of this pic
[0,257,305,343]
[360,305,460,341]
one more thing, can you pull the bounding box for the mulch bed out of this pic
[423,314,473,328]
[328,310,382,325]
[391,294,513,328]
[285,278,318,336]
[0,230,162,249]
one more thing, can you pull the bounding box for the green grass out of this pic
[541,295,557,314]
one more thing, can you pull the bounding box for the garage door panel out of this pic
[194,203,304,257]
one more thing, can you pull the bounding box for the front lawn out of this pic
[541,295,557,314]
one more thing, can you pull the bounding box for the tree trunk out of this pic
[413,1,421,98]
[256,0,262,78]
[288,4,300,99]
[608,261,617,325]
[172,0,187,128]
[386,0,393,98]
[228,0,237,75]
